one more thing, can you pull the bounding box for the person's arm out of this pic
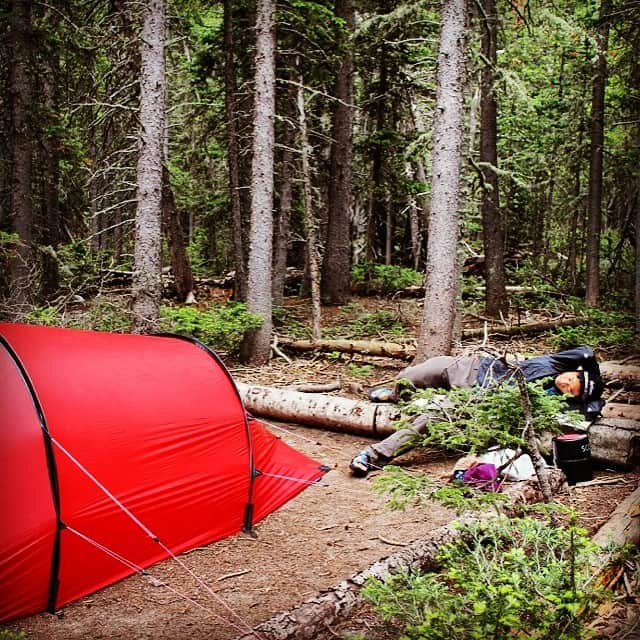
[549,345,601,376]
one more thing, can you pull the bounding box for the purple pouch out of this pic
[462,463,501,492]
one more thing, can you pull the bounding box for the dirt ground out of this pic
[4,296,640,640]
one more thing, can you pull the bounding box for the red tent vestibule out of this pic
[0,322,327,623]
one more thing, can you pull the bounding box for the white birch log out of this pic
[236,383,401,436]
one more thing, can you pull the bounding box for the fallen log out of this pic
[237,383,401,437]
[462,317,586,339]
[601,402,640,422]
[587,417,640,470]
[276,337,415,360]
[234,513,486,640]
[600,362,640,390]
[592,483,640,549]
[238,384,640,469]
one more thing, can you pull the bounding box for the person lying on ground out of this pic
[349,345,605,477]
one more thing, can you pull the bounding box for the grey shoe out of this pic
[349,450,375,477]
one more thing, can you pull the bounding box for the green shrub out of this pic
[548,309,634,351]
[351,262,422,295]
[363,516,604,640]
[160,303,262,355]
[345,310,405,338]
[25,306,60,326]
[394,380,572,456]
[0,631,27,640]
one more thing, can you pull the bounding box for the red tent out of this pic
[0,322,326,623]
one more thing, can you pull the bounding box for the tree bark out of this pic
[162,166,194,302]
[417,0,467,358]
[272,94,295,307]
[585,1,610,307]
[8,0,35,314]
[40,9,62,299]
[296,71,322,341]
[592,483,640,549]
[479,0,507,318]
[321,0,354,305]
[601,402,640,422]
[366,44,389,264]
[278,336,415,359]
[132,0,166,333]
[240,0,277,364]
[224,0,247,302]
[237,383,401,436]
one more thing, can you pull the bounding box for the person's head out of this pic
[553,369,604,401]
[553,371,583,398]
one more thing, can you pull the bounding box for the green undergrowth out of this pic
[25,301,263,356]
[362,514,606,640]
[362,378,609,639]
[351,262,423,295]
[159,303,262,354]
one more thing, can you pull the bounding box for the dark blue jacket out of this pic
[476,346,605,418]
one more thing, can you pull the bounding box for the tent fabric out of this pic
[0,322,326,623]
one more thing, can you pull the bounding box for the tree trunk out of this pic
[161,166,194,302]
[8,0,35,314]
[39,15,62,299]
[296,71,322,341]
[417,0,467,358]
[479,0,507,318]
[224,0,247,302]
[366,46,389,264]
[637,192,640,335]
[132,0,166,333]
[408,94,430,272]
[272,92,295,307]
[321,0,354,305]
[240,0,277,364]
[585,1,610,307]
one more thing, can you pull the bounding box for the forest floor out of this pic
[4,294,640,640]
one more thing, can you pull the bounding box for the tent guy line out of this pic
[65,524,264,640]
[51,435,267,639]
[51,436,157,540]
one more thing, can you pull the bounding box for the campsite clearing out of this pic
[3,297,640,640]
[6,412,640,640]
